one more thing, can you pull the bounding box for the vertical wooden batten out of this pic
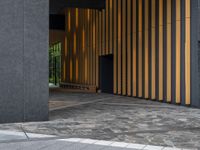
[106,0,109,55]
[127,0,132,96]
[117,0,122,94]
[113,0,118,94]
[138,0,143,97]
[109,0,113,54]
[96,10,99,88]
[99,11,102,56]
[132,0,137,97]
[151,0,156,100]
[122,0,127,95]
[166,0,172,102]
[185,0,191,105]
[102,10,106,55]
[176,0,181,103]
[144,0,149,99]
[159,0,164,101]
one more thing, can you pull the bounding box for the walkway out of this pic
[0,88,199,149]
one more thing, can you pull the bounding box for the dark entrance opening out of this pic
[99,54,113,94]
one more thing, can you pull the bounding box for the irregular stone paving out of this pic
[0,88,200,149]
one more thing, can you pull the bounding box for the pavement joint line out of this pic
[20,125,29,140]
[49,97,114,111]
[98,102,184,109]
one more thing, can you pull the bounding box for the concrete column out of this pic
[0,0,49,123]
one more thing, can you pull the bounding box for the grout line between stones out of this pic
[20,125,29,140]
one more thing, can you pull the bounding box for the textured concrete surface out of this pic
[0,0,24,123]
[0,89,200,149]
[0,0,49,123]
[191,0,200,108]
[23,0,49,122]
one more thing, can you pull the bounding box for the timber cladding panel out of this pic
[60,0,198,107]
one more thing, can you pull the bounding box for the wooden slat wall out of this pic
[60,0,191,106]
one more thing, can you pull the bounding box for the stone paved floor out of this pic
[0,88,200,149]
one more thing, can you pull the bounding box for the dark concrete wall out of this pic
[0,0,49,123]
[191,0,200,107]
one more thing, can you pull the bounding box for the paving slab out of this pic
[0,130,27,142]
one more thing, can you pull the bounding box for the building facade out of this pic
[0,0,200,124]
[50,0,200,107]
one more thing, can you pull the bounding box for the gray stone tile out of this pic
[41,141,75,150]
[26,132,55,139]
[60,142,89,150]
[81,144,106,150]
[0,143,21,150]
[0,130,27,142]
[0,140,58,150]
[0,134,26,142]
[18,140,59,150]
